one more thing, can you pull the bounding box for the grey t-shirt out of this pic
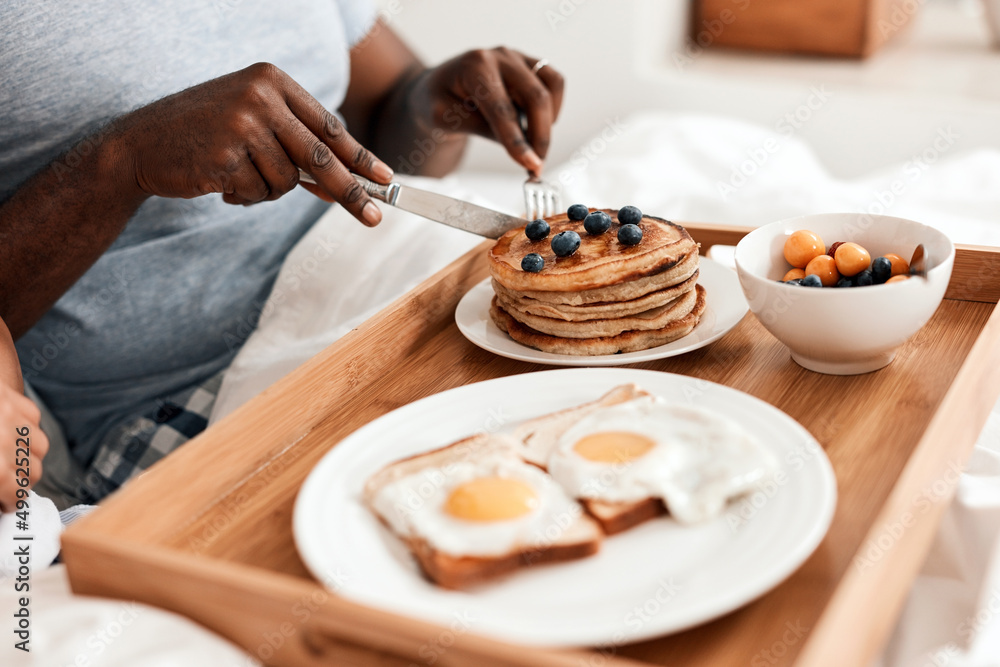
[2,0,375,463]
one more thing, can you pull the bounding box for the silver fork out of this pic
[519,111,562,220]
[523,173,562,221]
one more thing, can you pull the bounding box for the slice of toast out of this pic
[513,385,669,534]
[363,433,602,590]
[581,498,666,536]
[406,513,601,590]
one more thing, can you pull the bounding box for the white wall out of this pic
[378,0,1000,179]
[377,0,689,173]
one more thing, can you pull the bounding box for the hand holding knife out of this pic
[299,170,527,239]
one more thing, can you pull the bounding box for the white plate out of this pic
[454,257,749,367]
[294,368,836,647]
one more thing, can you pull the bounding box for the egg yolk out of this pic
[573,431,655,463]
[444,477,539,521]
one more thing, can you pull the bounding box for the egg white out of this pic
[547,396,778,524]
[371,451,583,557]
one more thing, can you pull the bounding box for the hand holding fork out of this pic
[518,60,563,221]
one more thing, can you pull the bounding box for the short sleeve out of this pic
[335,0,378,47]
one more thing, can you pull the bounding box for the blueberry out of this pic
[618,205,642,226]
[567,204,589,221]
[521,253,544,272]
[617,224,643,246]
[525,219,550,241]
[836,277,853,288]
[583,211,612,235]
[785,278,803,286]
[551,230,581,257]
[871,257,892,284]
[801,274,823,287]
[854,269,874,287]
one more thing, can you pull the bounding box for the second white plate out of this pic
[455,257,748,366]
[294,368,837,647]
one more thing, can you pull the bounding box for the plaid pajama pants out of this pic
[75,370,225,504]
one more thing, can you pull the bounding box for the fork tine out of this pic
[547,187,562,218]
[522,175,562,220]
[530,188,541,221]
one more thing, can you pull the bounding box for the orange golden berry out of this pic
[883,253,910,276]
[782,268,806,282]
[805,254,840,287]
[783,230,825,269]
[886,274,910,284]
[833,242,871,277]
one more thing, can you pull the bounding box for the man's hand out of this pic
[343,33,565,178]
[411,47,565,175]
[114,62,395,226]
[0,386,48,513]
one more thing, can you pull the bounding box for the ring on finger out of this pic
[530,59,549,75]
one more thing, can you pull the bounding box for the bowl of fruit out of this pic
[734,213,955,375]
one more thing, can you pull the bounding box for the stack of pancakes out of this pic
[488,209,706,355]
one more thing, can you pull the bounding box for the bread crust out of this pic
[582,498,667,536]
[405,530,601,590]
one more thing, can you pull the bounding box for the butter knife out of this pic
[298,170,526,239]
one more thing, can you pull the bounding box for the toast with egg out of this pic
[363,433,602,589]
[514,385,665,534]
[514,385,777,535]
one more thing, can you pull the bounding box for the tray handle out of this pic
[298,607,631,667]
[300,616,414,665]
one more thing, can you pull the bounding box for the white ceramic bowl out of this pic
[734,213,955,375]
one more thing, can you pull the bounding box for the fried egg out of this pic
[370,443,584,557]
[547,396,777,524]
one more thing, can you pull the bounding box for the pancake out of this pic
[486,208,705,356]
[491,270,699,322]
[489,210,699,293]
[495,284,698,339]
[490,285,708,356]
[497,251,700,306]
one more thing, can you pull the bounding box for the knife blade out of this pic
[298,170,526,239]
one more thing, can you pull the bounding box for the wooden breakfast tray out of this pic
[62,223,1000,666]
